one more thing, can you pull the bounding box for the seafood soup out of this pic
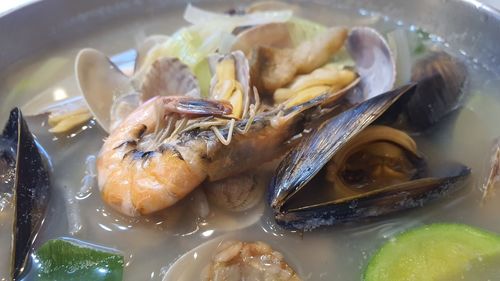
[1,1,500,281]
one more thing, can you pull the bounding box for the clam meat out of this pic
[201,240,301,281]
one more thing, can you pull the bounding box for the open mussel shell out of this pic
[1,108,51,279]
[269,84,470,230]
[271,84,415,209]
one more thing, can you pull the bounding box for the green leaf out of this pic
[34,238,124,281]
[412,28,431,55]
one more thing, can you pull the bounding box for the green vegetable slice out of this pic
[34,238,124,281]
[364,224,500,281]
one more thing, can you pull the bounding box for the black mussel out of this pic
[389,51,467,131]
[269,84,470,230]
[0,108,51,279]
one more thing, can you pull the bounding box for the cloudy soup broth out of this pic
[1,1,500,280]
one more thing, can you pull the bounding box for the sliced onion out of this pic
[63,186,82,235]
[184,4,293,30]
[387,29,412,85]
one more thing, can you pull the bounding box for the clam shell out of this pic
[346,27,396,103]
[208,51,251,118]
[231,23,293,57]
[204,173,266,212]
[75,48,135,132]
[140,57,201,101]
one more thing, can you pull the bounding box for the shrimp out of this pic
[97,96,232,216]
[97,89,324,216]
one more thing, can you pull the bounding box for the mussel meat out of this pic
[269,82,470,230]
[0,108,51,279]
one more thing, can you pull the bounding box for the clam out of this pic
[208,51,251,119]
[246,25,395,102]
[231,22,293,57]
[204,173,266,212]
[163,235,301,281]
[269,81,470,230]
[141,57,201,101]
[200,240,301,281]
[75,48,135,132]
[273,63,360,108]
[75,47,199,132]
[22,48,140,134]
[345,27,396,103]
[0,108,51,279]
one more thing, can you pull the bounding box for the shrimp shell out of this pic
[97,97,208,216]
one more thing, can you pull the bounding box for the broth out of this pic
[1,2,500,280]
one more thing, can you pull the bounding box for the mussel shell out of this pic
[269,82,471,230]
[405,51,467,130]
[270,84,417,211]
[275,163,470,230]
[1,108,50,279]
